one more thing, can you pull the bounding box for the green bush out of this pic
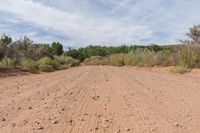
[52,59,61,70]
[37,57,52,65]
[54,56,67,65]
[0,57,14,69]
[65,57,80,67]
[39,64,54,72]
[170,65,188,74]
[37,57,54,72]
[21,58,39,73]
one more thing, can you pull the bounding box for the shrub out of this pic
[54,56,67,65]
[170,65,188,74]
[61,64,70,69]
[131,49,156,67]
[21,58,39,73]
[65,57,80,67]
[123,53,134,65]
[37,57,54,72]
[109,53,124,66]
[37,57,53,65]
[83,56,109,65]
[52,59,61,70]
[155,50,174,66]
[38,64,54,72]
[0,57,14,69]
[178,47,199,68]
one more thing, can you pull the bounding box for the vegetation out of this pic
[81,25,200,74]
[0,35,79,73]
[21,58,39,73]
[1,25,200,74]
[65,44,166,62]
[0,57,14,69]
[170,65,189,74]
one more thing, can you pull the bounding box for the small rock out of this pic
[1,117,6,121]
[69,120,73,124]
[88,128,92,132]
[36,126,44,130]
[52,120,58,124]
[114,129,121,133]
[125,128,130,131]
[174,123,179,127]
[11,123,16,127]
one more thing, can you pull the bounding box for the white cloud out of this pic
[0,0,153,47]
[1,0,200,47]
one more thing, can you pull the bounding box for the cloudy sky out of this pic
[0,0,200,48]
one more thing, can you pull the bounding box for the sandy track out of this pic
[0,66,200,133]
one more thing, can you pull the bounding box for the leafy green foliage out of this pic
[0,35,12,46]
[0,35,12,59]
[65,45,166,62]
[51,42,64,56]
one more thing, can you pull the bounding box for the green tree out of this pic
[0,35,12,46]
[0,35,12,59]
[51,42,64,56]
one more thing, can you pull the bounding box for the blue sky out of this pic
[0,0,200,48]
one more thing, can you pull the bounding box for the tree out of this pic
[15,36,33,58]
[181,25,200,46]
[0,35,12,59]
[51,42,64,56]
[0,35,12,46]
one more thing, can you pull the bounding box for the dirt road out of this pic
[0,66,200,133]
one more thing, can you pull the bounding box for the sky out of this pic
[0,0,200,49]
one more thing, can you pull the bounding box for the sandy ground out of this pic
[0,66,200,133]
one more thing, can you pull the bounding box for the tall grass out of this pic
[21,58,39,73]
[83,56,109,65]
[177,46,199,68]
[0,57,14,69]
[109,53,125,66]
